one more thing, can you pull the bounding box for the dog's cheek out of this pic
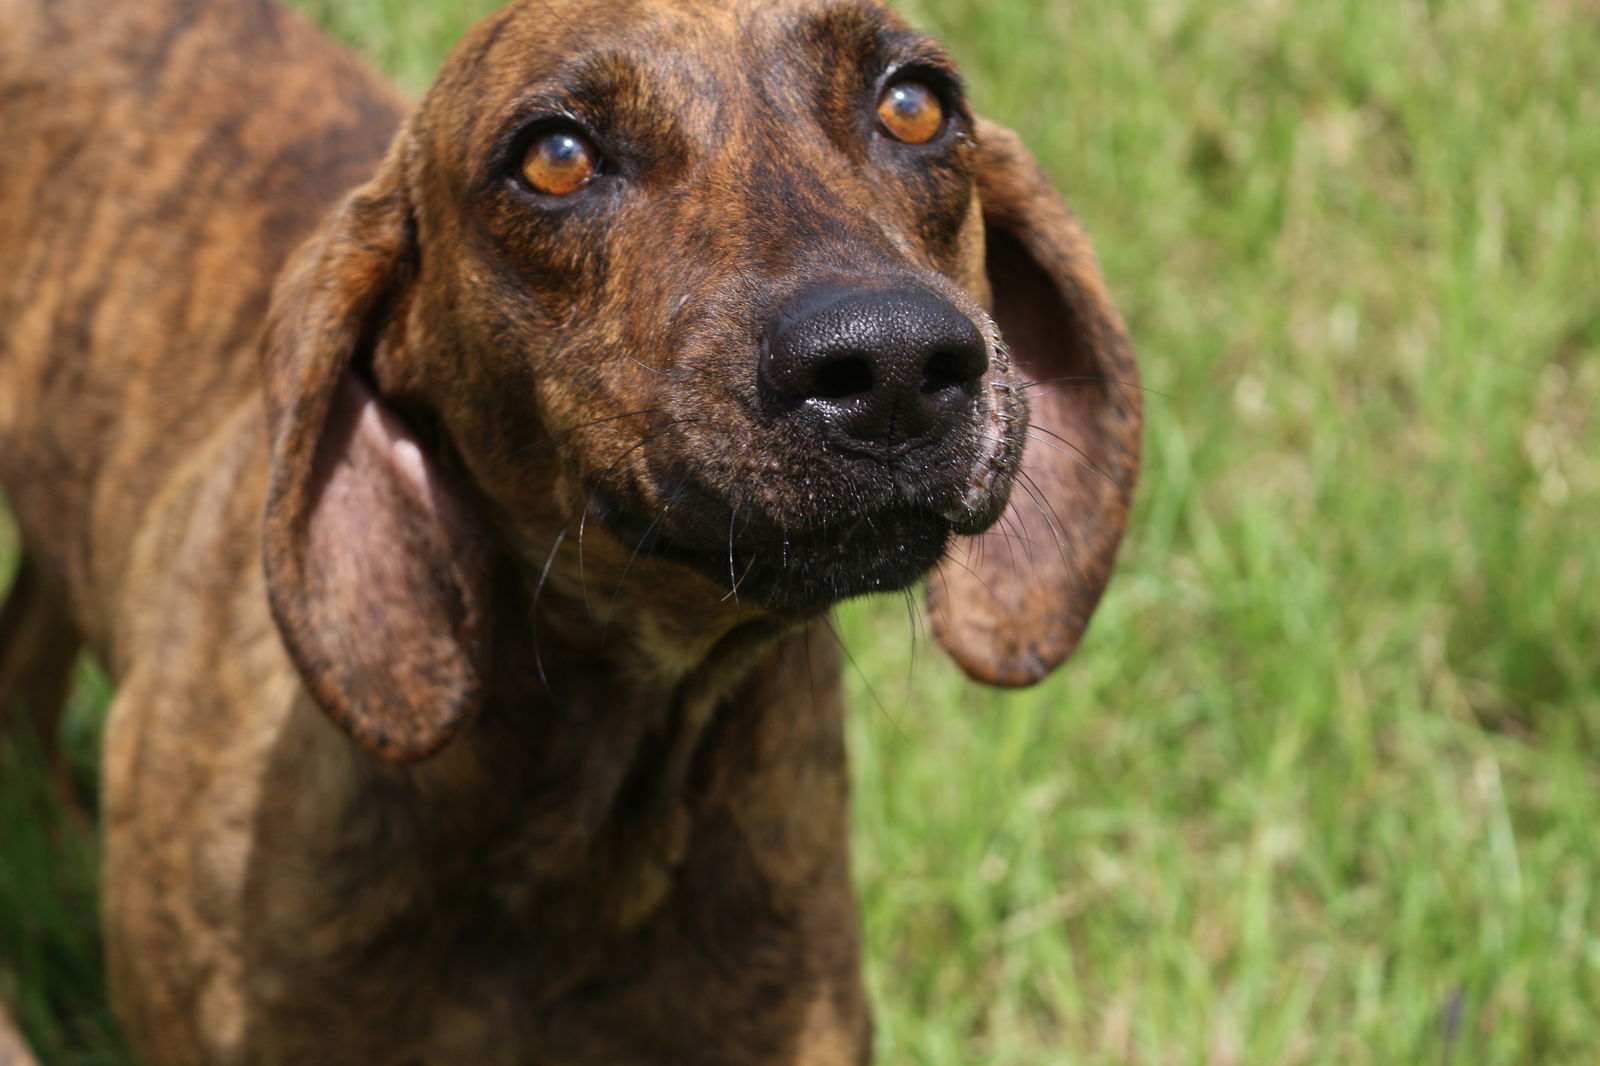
[907,148,981,275]
[952,195,991,305]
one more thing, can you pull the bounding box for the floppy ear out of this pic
[928,118,1142,687]
[261,135,489,762]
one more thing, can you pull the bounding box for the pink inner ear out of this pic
[345,382,442,518]
[378,412,431,500]
[295,377,485,761]
[309,378,466,560]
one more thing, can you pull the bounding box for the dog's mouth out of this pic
[589,487,962,613]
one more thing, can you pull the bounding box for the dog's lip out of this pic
[584,485,955,607]
[586,486,942,557]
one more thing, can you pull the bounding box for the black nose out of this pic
[760,286,988,454]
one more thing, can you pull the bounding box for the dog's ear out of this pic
[929,118,1142,687]
[260,135,489,762]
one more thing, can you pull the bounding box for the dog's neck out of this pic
[319,576,836,952]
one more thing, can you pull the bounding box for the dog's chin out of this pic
[724,509,955,613]
[590,494,956,614]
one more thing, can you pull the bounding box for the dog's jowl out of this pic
[0,0,1140,1062]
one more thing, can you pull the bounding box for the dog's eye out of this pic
[876,79,945,145]
[520,130,598,196]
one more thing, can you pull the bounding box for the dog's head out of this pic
[261,0,1141,761]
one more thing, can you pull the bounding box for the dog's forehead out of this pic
[420,0,927,150]
[468,0,913,61]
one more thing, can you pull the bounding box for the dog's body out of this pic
[0,0,1139,1062]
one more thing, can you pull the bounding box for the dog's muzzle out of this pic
[596,283,1021,614]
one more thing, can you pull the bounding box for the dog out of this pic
[0,0,1141,1061]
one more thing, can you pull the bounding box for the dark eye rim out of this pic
[498,115,615,201]
[871,62,967,149]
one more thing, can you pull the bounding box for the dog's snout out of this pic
[760,287,987,452]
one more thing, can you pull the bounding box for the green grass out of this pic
[4,0,1599,1062]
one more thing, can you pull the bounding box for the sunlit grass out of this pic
[4,1,1598,1063]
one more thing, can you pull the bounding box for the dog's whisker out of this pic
[801,622,820,733]
[601,478,691,645]
[994,504,1029,575]
[721,552,760,604]
[1025,425,1122,489]
[900,586,922,688]
[528,524,570,694]
[1015,467,1079,574]
[822,614,906,740]
[578,429,668,618]
[576,502,594,621]
[723,507,740,605]
[1020,374,1162,398]
[932,537,1005,604]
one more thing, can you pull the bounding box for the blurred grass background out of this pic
[3,0,1599,1062]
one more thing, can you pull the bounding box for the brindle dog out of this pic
[0,0,1140,1061]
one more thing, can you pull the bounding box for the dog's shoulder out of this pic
[0,0,405,650]
[0,0,403,225]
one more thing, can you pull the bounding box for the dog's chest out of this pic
[222,707,865,1064]
[236,855,867,1066]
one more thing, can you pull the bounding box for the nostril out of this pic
[761,285,988,450]
[920,349,979,395]
[811,355,875,400]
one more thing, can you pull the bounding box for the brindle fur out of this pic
[0,0,1140,1062]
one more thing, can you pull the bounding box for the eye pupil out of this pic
[876,79,944,145]
[520,129,598,196]
[548,134,582,163]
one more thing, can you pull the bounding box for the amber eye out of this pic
[519,130,598,196]
[876,79,945,144]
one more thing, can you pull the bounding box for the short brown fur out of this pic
[0,0,1140,1062]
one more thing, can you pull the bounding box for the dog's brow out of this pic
[483,49,693,179]
[786,1,893,62]
[510,51,654,117]
[781,4,959,93]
